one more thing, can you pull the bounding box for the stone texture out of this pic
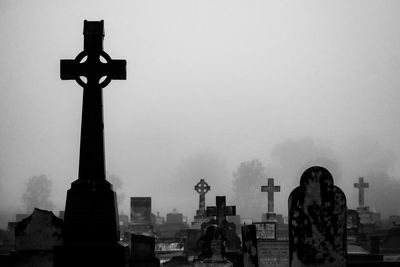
[288,166,347,267]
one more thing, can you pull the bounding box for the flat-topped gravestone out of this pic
[288,166,347,267]
[54,20,127,267]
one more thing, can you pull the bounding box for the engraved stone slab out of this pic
[288,166,347,267]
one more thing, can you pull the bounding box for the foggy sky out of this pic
[1,0,400,225]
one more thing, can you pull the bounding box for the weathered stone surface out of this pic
[15,208,62,251]
[288,166,347,267]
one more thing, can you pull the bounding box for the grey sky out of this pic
[1,1,400,221]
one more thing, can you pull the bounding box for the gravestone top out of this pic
[60,20,126,183]
[289,166,347,267]
[15,208,63,251]
[354,177,369,208]
[195,179,211,218]
[261,178,280,214]
[206,196,236,227]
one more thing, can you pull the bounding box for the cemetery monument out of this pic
[54,20,127,267]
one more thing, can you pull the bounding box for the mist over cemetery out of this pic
[2,2,400,267]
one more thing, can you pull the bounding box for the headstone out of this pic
[254,222,276,240]
[54,20,127,267]
[195,224,233,267]
[193,179,212,229]
[257,240,289,267]
[130,197,154,236]
[167,209,183,224]
[261,178,281,221]
[288,166,347,267]
[204,196,241,252]
[354,177,369,208]
[13,208,63,267]
[131,234,160,267]
[195,179,211,218]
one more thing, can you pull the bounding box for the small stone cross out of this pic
[261,178,281,213]
[194,179,210,217]
[354,177,369,207]
[206,196,236,227]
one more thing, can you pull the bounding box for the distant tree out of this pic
[22,175,55,213]
[107,173,126,210]
[232,159,268,220]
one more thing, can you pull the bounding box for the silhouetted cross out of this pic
[354,177,369,207]
[206,196,236,227]
[60,20,126,182]
[261,178,281,213]
[194,179,211,216]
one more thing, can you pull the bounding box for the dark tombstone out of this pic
[241,224,258,267]
[204,196,241,252]
[195,224,233,267]
[195,179,211,218]
[354,177,369,208]
[130,234,160,267]
[288,166,347,267]
[13,208,63,267]
[54,20,127,267]
[382,226,400,254]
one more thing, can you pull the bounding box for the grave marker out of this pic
[261,178,280,214]
[195,179,211,218]
[206,196,236,227]
[288,166,347,267]
[354,177,369,208]
[54,20,127,267]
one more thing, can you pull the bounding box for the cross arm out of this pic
[60,59,83,80]
[225,206,236,216]
[106,59,126,80]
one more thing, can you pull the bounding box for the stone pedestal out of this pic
[54,180,127,267]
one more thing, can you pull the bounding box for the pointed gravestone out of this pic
[54,20,127,267]
[288,166,347,267]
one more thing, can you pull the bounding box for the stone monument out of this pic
[288,166,347,267]
[54,20,127,267]
[261,178,280,221]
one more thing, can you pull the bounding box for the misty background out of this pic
[1,0,400,227]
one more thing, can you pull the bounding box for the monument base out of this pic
[54,242,129,267]
[62,179,119,244]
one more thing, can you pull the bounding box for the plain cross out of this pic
[261,178,281,213]
[354,177,369,207]
[206,196,236,227]
[60,20,126,182]
[194,179,210,217]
